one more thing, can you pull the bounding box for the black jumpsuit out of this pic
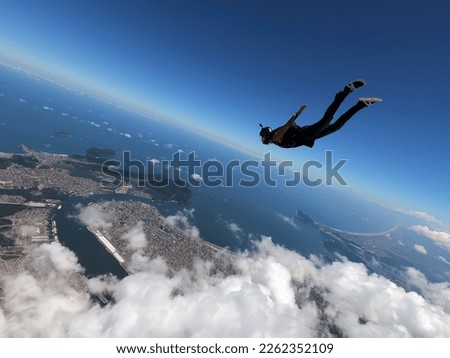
[274,90,366,148]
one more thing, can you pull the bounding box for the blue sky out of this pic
[0,0,449,223]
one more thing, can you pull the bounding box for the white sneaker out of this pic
[359,97,383,107]
[345,79,366,93]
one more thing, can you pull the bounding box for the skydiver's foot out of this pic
[344,79,366,93]
[358,97,383,107]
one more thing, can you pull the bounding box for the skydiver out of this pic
[259,79,382,148]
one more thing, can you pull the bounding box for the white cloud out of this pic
[88,121,100,128]
[2,237,450,338]
[224,221,245,241]
[437,256,450,266]
[414,244,427,255]
[78,205,112,229]
[406,268,450,314]
[165,209,200,239]
[316,258,450,337]
[394,208,443,225]
[190,173,203,182]
[43,105,53,111]
[0,243,90,337]
[410,225,450,252]
[18,224,39,237]
[122,222,147,251]
[148,158,160,165]
[227,222,242,234]
[33,242,84,278]
[75,238,450,337]
[276,213,300,229]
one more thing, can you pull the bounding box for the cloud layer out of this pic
[1,236,450,338]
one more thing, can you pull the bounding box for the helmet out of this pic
[259,124,273,144]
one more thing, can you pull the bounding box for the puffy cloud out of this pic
[70,238,450,338]
[190,173,203,182]
[122,222,147,251]
[2,238,450,338]
[227,222,243,235]
[224,221,246,242]
[164,209,200,239]
[414,244,427,255]
[33,242,83,278]
[406,268,450,314]
[148,158,160,165]
[317,260,450,337]
[217,219,247,242]
[0,243,90,337]
[18,224,39,237]
[69,240,320,338]
[0,273,90,337]
[410,225,450,252]
[78,205,112,229]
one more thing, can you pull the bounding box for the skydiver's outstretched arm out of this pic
[272,104,306,143]
[272,116,296,143]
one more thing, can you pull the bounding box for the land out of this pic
[84,200,227,273]
[54,130,72,138]
[0,146,225,301]
[85,147,116,159]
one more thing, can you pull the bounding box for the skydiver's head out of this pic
[259,124,273,145]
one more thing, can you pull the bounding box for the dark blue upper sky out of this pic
[0,0,449,222]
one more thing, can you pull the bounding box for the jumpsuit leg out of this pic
[304,90,348,138]
[316,101,366,139]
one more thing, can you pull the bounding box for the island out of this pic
[54,130,72,138]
